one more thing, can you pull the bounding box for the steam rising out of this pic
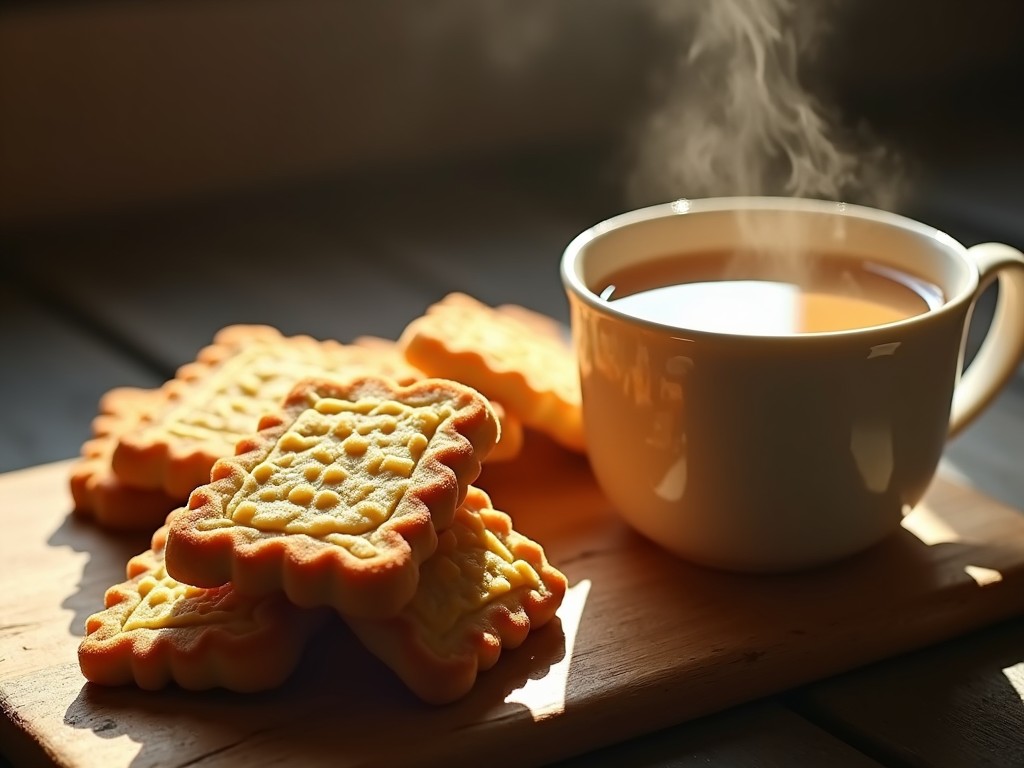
[627,0,902,209]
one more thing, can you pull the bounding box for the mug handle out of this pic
[948,242,1024,438]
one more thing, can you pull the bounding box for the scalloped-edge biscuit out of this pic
[496,303,570,343]
[164,376,499,619]
[354,334,524,464]
[70,387,183,532]
[112,325,423,500]
[398,294,584,452]
[345,486,567,705]
[351,335,424,374]
[78,523,328,692]
[349,334,428,384]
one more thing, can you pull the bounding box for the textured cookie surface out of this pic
[70,387,182,532]
[355,334,523,464]
[112,325,422,499]
[398,294,584,452]
[345,486,567,704]
[164,376,499,618]
[78,524,325,692]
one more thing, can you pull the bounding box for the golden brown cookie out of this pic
[110,325,423,500]
[78,523,327,692]
[355,333,524,463]
[164,376,499,618]
[345,486,567,704]
[70,387,183,532]
[398,294,584,452]
[496,303,569,343]
[349,335,429,384]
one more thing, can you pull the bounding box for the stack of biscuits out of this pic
[74,294,581,704]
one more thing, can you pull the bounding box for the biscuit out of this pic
[164,376,499,618]
[355,334,524,464]
[70,387,182,531]
[345,486,567,705]
[78,523,326,692]
[111,325,422,499]
[398,294,584,452]
[350,335,426,382]
[496,303,570,343]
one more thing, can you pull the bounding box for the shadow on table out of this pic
[61,614,568,767]
[486,430,1024,762]
[46,434,1024,767]
[47,512,151,637]
[790,611,1024,768]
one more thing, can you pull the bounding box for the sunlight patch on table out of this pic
[1002,661,1024,703]
[963,564,1003,587]
[504,578,591,722]
[901,502,961,546]
[903,502,1006,589]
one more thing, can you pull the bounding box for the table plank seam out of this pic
[1,262,174,380]
[785,690,925,768]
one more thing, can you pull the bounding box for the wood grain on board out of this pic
[2,442,1024,768]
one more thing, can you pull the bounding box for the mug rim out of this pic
[560,196,979,341]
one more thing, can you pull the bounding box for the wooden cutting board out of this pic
[3,440,1024,768]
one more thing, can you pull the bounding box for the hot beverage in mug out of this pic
[561,199,1024,573]
[599,250,943,335]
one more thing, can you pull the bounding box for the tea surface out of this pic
[599,251,941,335]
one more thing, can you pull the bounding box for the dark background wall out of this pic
[2,0,1022,239]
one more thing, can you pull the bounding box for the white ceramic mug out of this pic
[561,198,1024,572]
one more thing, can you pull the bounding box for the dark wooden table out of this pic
[2,153,1023,767]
